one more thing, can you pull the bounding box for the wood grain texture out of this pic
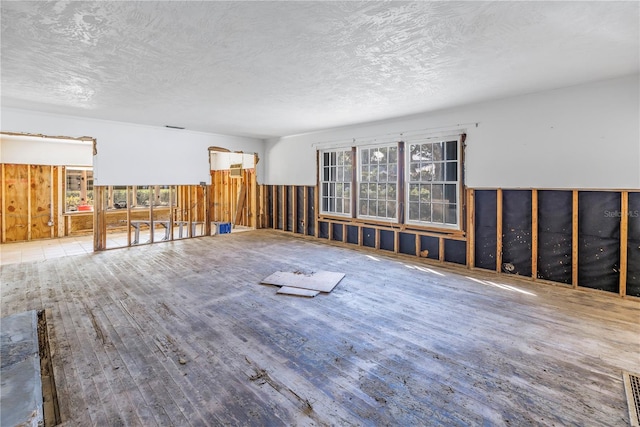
[1,230,638,426]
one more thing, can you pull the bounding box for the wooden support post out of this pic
[27,165,32,241]
[292,186,298,233]
[149,189,155,244]
[282,185,287,231]
[415,233,421,258]
[466,189,475,268]
[1,164,6,243]
[343,224,348,243]
[496,188,503,273]
[271,186,277,229]
[375,228,380,250]
[314,186,319,238]
[126,186,132,246]
[50,167,55,239]
[250,172,257,229]
[531,189,538,280]
[620,191,629,297]
[234,182,247,226]
[572,190,579,288]
[358,225,363,247]
[439,237,445,263]
[303,186,308,235]
[328,222,333,241]
[394,229,399,254]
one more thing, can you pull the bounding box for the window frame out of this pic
[405,135,462,230]
[356,143,400,221]
[319,148,353,218]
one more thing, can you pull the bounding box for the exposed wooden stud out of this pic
[439,237,445,263]
[272,186,277,230]
[358,224,363,247]
[282,185,287,230]
[531,189,538,280]
[50,166,55,239]
[303,186,308,235]
[415,233,421,258]
[126,186,132,247]
[250,171,257,229]
[27,165,32,241]
[149,188,155,244]
[572,190,579,288]
[292,186,298,233]
[496,188,503,273]
[466,189,475,268]
[328,222,333,241]
[620,191,629,297]
[1,163,5,243]
[394,229,399,254]
[314,185,319,239]
[375,228,380,250]
[234,182,247,226]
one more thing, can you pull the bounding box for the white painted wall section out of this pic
[0,135,93,166]
[1,109,265,185]
[265,75,640,189]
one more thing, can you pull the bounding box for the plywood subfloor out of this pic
[1,230,639,426]
[262,270,345,293]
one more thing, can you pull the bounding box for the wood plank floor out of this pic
[1,230,639,426]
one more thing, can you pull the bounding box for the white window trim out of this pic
[404,135,462,230]
[319,148,353,218]
[357,143,400,221]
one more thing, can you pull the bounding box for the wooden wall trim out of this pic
[619,191,628,297]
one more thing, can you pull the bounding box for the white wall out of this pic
[264,74,640,189]
[0,109,265,186]
[0,135,93,166]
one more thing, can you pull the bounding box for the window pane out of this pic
[420,204,431,222]
[445,184,457,203]
[409,184,419,201]
[359,200,368,215]
[420,184,431,202]
[361,149,370,165]
[336,199,342,213]
[432,203,444,223]
[359,184,368,199]
[344,199,350,214]
[445,140,457,161]
[445,204,457,224]
[432,184,444,200]
[445,162,457,182]
[433,142,443,161]
[387,201,396,217]
[322,197,328,211]
[388,146,397,163]
[409,202,419,220]
[433,163,443,181]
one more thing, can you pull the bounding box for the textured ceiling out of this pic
[1,1,638,139]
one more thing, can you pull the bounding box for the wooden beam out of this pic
[281,185,287,231]
[375,228,380,250]
[394,229,399,254]
[439,237,445,263]
[234,182,247,226]
[126,186,132,246]
[250,171,257,229]
[303,186,308,235]
[620,191,629,297]
[50,166,55,239]
[292,186,298,233]
[531,189,538,280]
[415,233,421,258]
[466,189,475,268]
[272,186,277,229]
[1,163,5,243]
[496,188,503,273]
[27,165,32,241]
[572,190,579,288]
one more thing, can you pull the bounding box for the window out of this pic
[407,137,460,228]
[317,133,463,230]
[65,168,93,212]
[358,145,398,220]
[320,149,352,216]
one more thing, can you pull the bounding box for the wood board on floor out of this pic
[261,270,345,293]
[276,286,320,297]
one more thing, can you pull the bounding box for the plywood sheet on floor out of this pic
[261,270,345,293]
[276,286,320,297]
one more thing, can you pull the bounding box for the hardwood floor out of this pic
[1,230,638,426]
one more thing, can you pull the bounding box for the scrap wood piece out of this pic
[261,270,345,293]
[277,287,320,297]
